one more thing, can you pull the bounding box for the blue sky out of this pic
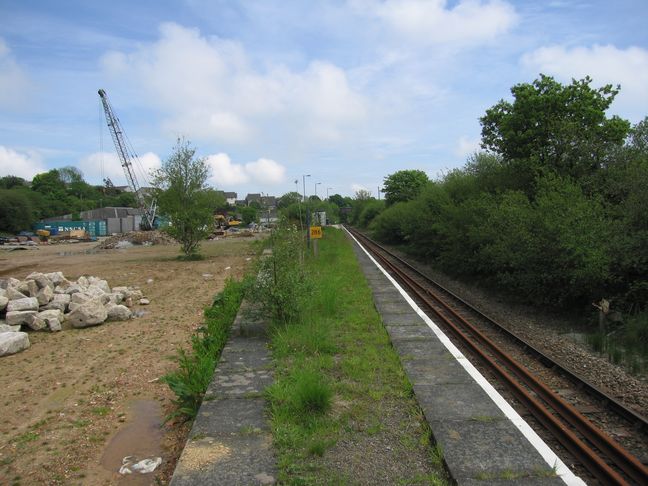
[1,0,647,198]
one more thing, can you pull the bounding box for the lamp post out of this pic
[315,182,321,198]
[302,174,311,248]
[327,187,332,200]
[295,179,303,233]
[302,174,310,202]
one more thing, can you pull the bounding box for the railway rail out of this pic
[346,226,648,485]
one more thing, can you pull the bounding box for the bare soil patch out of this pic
[0,238,258,485]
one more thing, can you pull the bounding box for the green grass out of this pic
[91,406,110,416]
[162,276,249,421]
[585,311,648,375]
[266,227,449,484]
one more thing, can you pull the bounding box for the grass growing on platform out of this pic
[266,227,449,485]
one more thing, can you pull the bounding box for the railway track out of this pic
[346,226,648,485]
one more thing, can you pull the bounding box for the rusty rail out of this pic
[348,226,648,486]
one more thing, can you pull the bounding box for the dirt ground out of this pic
[0,237,259,485]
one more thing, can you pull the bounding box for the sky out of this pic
[1,0,647,198]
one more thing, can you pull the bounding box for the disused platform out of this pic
[347,229,581,485]
[170,301,276,486]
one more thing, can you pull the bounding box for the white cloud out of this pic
[244,158,286,184]
[351,183,371,195]
[0,38,33,109]
[102,23,367,145]
[206,153,286,187]
[352,0,517,46]
[78,151,161,186]
[521,44,648,120]
[455,135,481,157]
[0,146,47,180]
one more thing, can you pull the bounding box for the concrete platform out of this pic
[347,230,578,486]
[170,302,276,486]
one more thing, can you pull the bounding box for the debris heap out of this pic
[0,272,149,357]
[97,231,177,249]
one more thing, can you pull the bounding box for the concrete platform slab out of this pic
[192,398,270,436]
[170,304,276,485]
[414,383,504,420]
[171,435,276,486]
[429,419,557,483]
[403,358,476,386]
[346,229,572,486]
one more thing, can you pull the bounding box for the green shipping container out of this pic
[34,220,108,237]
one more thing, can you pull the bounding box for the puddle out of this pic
[100,399,164,484]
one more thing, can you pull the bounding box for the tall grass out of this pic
[585,311,648,374]
[162,277,248,421]
[262,227,449,484]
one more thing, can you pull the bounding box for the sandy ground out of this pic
[0,237,258,485]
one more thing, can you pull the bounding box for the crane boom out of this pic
[98,88,156,230]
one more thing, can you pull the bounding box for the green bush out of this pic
[251,222,311,324]
[358,199,385,228]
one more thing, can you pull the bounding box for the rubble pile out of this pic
[0,272,150,357]
[97,231,177,249]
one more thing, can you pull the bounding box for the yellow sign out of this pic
[310,226,323,239]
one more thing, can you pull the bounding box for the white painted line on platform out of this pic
[345,227,585,486]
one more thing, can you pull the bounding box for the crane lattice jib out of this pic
[98,89,156,229]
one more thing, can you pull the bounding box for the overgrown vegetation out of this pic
[162,277,247,421]
[259,226,448,484]
[348,75,647,373]
[0,168,137,233]
[249,223,312,325]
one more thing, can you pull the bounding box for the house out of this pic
[224,192,237,205]
[245,193,262,206]
[260,196,277,209]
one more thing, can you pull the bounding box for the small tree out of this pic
[152,139,214,257]
[383,169,429,206]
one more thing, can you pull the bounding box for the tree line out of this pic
[351,75,647,314]
[0,168,137,233]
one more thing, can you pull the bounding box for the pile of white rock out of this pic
[0,272,149,357]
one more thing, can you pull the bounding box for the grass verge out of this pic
[162,276,248,421]
[266,227,449,484]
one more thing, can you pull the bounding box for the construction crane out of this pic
[98,88,157,230]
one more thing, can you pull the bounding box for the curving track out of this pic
[347,226,648,485]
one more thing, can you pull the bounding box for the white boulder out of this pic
[105,303,132,321]
[0,295,8,311]
[27,315,48,331]
[66,298,108,328]
[0,324,20,333]
[7,297,39,312]
[42,293,70,312]
[6,287,28,300]
[0,332,30,357]
[5,311,37,326]
[36,285,54,306]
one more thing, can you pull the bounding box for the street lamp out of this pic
[302,174,311,202]
[302,174,311,248]
[315,182,321,198]
[295,179,303,233]
[327,187,332,199]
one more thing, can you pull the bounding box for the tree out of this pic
[480,75,630,183]
[383,169,429,206]
[0,175,27,189]
[328,193,346,207]
[0,189,34,232]
[240,206,258,225]
[354,189,372,200]
[152,139,214,257]
[277,191,302,209]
